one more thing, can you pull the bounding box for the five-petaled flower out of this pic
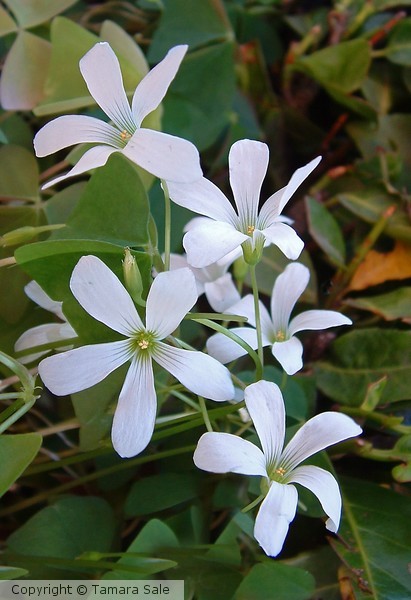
[34,43,202,189]
[167,139,321,267]
[194,380,362,557]
[207,262,352,375]
[38,256,234,458]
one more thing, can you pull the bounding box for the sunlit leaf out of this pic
[0,31,51,110]
[2,0,78,29]
[348,242,411,291]
[0,145,39,202]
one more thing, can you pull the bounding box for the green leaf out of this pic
[7,496,116,558]
[148,0,233,60]
[103,519,179,580]
[384,19,411,65]
[0,566,28,580]
[295,39,371,94]
[337,187,411,243]
[2,0,78,28]
[305,197,346,267]
[125,472,201,516]
[315,328,411,406]
[330,478,411,599]
[344,287,411,321]
[51,154,150,247]
[234,562,315,600]
[0,31,51,110]
[163,42,236,150]
[286,545,341,600]
[0,145,39,202]
[0,433,42,498]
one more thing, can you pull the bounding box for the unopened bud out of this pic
[123,248,146,307]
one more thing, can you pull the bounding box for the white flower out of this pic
[168,225,241,313]
[15,281,76,364]
[194,380,362,557]
[34,43,202,189]
[207,262,352,375]
[38,256,234,458]
[167,139,321,267]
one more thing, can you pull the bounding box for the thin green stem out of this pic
[198,396,213,432]
[241,493,265,513]
[195,318,263,380]
[250,264,264,376]
[161,179,171,271]
[0,398,36,433]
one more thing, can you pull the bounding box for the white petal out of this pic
[38,340,130,395]
[207,327,263,364]
[167,177,238,223]
[229,140,269,225]
[34,115,122,157]
[229,294,273,337]
[244,381,285,466]
[15,323,74,364]
[277,156,322,214]
[25,281,64,319]
[41,145,117,190]
[123,128,202,183]
[70,255,143,336]
[288,465,341,532]
[258,187,285,227]
[111,355,157,458]
[184,221,247,268]
[194,431,267,476]
[254,481,298,557]
[272,337,304,375]
[289,309,352,336]
[153,342,234,401]
[270,263,310,332]
[146,268,197,338]
[204,274,241,313]
[79,42,135,132]
[281,412,362,472]
[262,222,304,260]
[132,45,187,126]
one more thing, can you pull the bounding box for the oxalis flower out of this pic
[167,139,321,267]
[194,380,362,557]
[34,43,202,189]
[38,256,234,458]
[207,262,352,375]
[15,281,76,365]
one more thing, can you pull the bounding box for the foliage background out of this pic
[0,0,410,598]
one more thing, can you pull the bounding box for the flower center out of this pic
[269,465,287,483]
[120,130,132,141]
[247,224,255,235]
[132,331,155,353]
[275,330,286,342]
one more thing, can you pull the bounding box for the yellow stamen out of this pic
[120,130,131,140]
[275,467,286,476]
[138,339,150,350]
[247,225,255,235]
[275,331,286,342]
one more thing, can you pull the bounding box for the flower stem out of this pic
[250,264,264,376]
[241,493,265,513]
[198,396,213,432]
[161,179,171,271]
